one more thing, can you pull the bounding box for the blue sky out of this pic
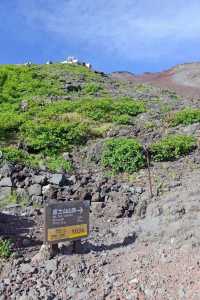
[1,0,200,73]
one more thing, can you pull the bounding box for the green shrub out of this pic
[46,156,73,172]
[0,239,12,258]
[111,114,131,124]
[76,98,145,122]
[101,138,145,173]
[77,99,112,121]
[0,63,146,170]
[20,120,90,154]
[1,147,29,163]
[0,65,63,103]
[0,72,7,90]
[150,135,196,161]
[0,103,24,139]
[112,99,145,116]
[84,83,102,95]
[1,146,72,172]
[0,111,24,136]
[170,108,200,126]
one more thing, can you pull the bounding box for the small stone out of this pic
[24,177,30,187]
[49,174,66,186]
[145,288,154,297]
[32,175,47,185]
[62,152,70,161]
[45,259,58,273]
[31,195,43,205]
[169,181,181,189]
[20,100,28,112]
[68,175,76,184]
[32,244,52,264]
[20,264,36,274]
[42,184,57,199]
[91,202,104,216]
[135,187,145,194]
[129,278,139,285]
[0,177,12,187]
[28,184,42,196]
[4,278,10,285]
[91,192,101,202]
[178,287,186,298]
[42,184,51,194]
[0,163,12,177]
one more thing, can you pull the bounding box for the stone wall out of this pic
[0,162,146,219]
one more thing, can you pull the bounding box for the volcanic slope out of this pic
[112,62,200,99]
[1,63,200,299]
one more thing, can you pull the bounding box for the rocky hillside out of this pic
[1,63,200,299]
[112,62,200,99]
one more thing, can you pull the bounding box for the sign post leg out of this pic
[143,146,153,199]
[72,240,81,254]
[146,152,153,198]
[49,243,59,257]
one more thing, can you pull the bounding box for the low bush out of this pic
[83,83,102,95]
[1,146,73,173]
[170,108,200,126]
[150,135,196,161]
[0,103,24,139]
[0,111,24,137]
[20,120,90,154]
[0,239,12,258]
[76,98,145,122]
[101,138,145,173]
[46,156,73,172]
[111,114,131,124]
[0,65,63,103]
[1,147,29,163]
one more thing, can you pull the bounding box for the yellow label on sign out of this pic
[47,224,88,242]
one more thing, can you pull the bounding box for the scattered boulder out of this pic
[32,244,53,264]
[20,264,36,274]
[105,191,138,219]
[20,100,29,112]
[62,152,70,161]
[45,259,58,273]
[31,195,43,205]
[49,174,67,186]
[32,175,47,185]
[0,177,12,187]
[0,164,13,177]
[28,184,42,196]
[42,184,58,199]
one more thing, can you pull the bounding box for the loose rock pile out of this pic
[0,162,145,221]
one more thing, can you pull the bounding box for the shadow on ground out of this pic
[0,212,42,249]
[60,232,137,255]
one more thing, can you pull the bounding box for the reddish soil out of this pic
[112,63,200,99]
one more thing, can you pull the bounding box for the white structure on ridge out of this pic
[60,56,92,69]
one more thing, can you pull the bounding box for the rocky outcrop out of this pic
[0,162,144,218]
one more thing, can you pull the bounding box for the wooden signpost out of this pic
[143,145,153,199]
[44,200,90,249]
